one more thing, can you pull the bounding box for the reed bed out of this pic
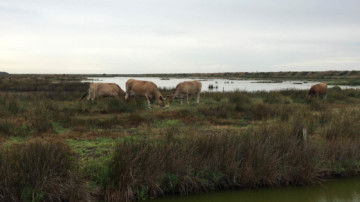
[0,138,93,201]
[104,110,360,201]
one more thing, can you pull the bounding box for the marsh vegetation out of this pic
[0,74,359,201]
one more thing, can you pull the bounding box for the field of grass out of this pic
[0,74,360,201]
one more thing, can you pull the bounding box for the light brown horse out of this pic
[78,83,125,102]
[125,79,165,108]
[306,83,327,101]
[167,80,202,105]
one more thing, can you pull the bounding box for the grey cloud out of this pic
[1,0,360,73]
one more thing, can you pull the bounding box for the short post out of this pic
[302,127,307,146]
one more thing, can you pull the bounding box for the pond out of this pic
[84,77,360,92]
[147,176,360,202]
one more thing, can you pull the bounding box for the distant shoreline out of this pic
[4,70,359,85]
[5,70,358,78]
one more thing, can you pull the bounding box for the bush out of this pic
[280,90,307,103]
[247,103,284,120]
[126,113,147,127]
[308,98,328,111]
[324,139,360,176]
[105,121,326,200]
[322,109,360,140]
[0,120,31,137]
[107,98,136,113]
[80,157,111,189]
[106,140,166,202]
[0,138,93,201]
[198,105,228,119]
[29,108,53,134]
[327,87,348,102]
[263,91,285,104]
[229,92,251,112]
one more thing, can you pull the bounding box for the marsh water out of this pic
[84,77,359,92]
[148,176,360,202]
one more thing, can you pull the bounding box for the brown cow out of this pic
[125,79,165,108]
[306,83,327,101]
[78,83,125,102]
[167,80,202,105]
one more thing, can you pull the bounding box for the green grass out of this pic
[51,122,71,134]
[1,136,28,147]
[66,138,119,159]
[155,119,183,128]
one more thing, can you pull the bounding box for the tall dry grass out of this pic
[102,103,360,201]
[105,118,348,201]
[0,138,94,202]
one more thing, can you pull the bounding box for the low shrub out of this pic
[322,109,360,140]
[247,103,282,120]
[105,120,327,201]
[80,157,111,189]
[308,98,328,111]
[327,87,348,102]
[323,138,360,176]
[0,138,93,201]
[126,114,148,128]
[280,89,307,103]
[228,92,251,112]
[197,105,228,119]
[263,91,285,104]
[107,98,137,113]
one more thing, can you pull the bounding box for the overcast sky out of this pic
[1,0,360,74]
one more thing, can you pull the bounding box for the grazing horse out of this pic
[306,83,327,101]
[78,83,125,102]
[125,79,165,108]
[167,80,202,105]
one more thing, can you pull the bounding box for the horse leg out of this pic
[88,91,95,103]
[87,90,91,101]
[145,96,151,108]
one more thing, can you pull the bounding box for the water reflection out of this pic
[84,77,359,92]
[149,176,360,202]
